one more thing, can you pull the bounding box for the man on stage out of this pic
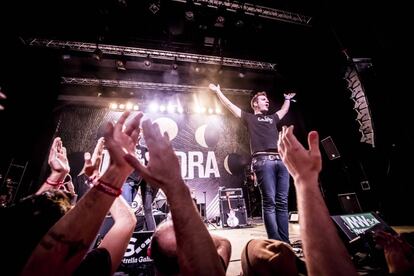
[209,83,295,243]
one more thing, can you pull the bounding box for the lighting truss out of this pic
[172,0,312,26]
[61,77,253,95]
[25,38,276,71]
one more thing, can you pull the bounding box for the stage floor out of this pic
[208,217,414,276]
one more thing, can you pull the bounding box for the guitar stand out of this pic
[203,217,218,229]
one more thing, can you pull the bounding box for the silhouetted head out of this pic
[150,219,180,276]
[0,190,72,274]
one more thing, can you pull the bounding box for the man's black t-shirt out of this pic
[241,111,280,154]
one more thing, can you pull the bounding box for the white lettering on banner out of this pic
[122,257,138,264]
[175,151,220,179]
[344,215,380,230]
[188,152,204,179]
[139,256,152,263]
[135,238,152,255]
[124,237,137,257]
[123,237,152,258]
[205,151,220,178]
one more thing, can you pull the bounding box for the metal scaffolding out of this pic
[25,38,277,71]
[61,77,253,95]
[173,0,312,27]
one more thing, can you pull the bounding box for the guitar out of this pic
[226,192,239,227]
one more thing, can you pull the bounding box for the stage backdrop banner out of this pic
[54,107,251,218]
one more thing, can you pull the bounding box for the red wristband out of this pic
[46,178,64,187]
[94,179,122,197]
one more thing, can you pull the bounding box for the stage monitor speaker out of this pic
[321,136,341,160]
[219,197,248,227]
[331,212,396,243]
[338,193,362,214]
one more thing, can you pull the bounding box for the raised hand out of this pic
[209,83,220,93]
[374,231,414,274]
[124,119,183,193]
[36,137,70,194]
[103,111,143,178]
[283,92,296,100]
[278,126,321,184]
[79,137,105,180]
[48,137,70,177]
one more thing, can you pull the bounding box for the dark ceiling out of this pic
[0,0,409,150]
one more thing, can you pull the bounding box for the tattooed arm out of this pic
[21,111,142,276]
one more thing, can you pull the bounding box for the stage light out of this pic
[116,54,127,71]
[208,107,214,114]
[214,6,226,28]
[149,103,159,113]
[167,105,175,113]
[177,106,184,113]
[119,104,125,109]
[194,105,201,113]
[61,46,71,60]
[238,65,246,78]
[172,57,178,70]
[234,8,245,28]
[117,0,127,7]
[148,1,160,14]
[144,54,152,67]
[92,45,103,61]
[159,105,166,112]
[110,103,118,109]
[126,102,133,110]
[184,0,195,21]
[133,105,139,111]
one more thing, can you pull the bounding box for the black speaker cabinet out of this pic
[321,136,341,160]
[219,197,248,227]
[338,193,362,214]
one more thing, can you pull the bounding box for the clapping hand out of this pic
[103,111,143,178]
[79,137,105,181]
[48,137,70,177]
[124,119,182,193]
